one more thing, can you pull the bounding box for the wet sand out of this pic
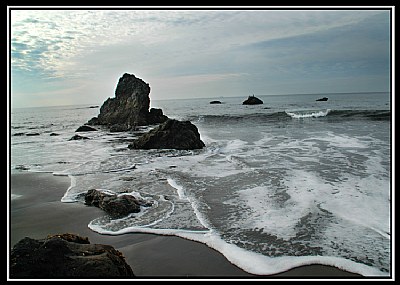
[9,172,362,279]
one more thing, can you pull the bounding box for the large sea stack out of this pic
[88,73,168,130]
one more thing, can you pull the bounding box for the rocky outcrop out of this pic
[128,119,205,150]
[210,100,222,104]
[87,73,168,129]
[316,97,328,101]
[84,189,153,219]
[10,233,134,278]
[243,95,263,105]
[75,125,97,132]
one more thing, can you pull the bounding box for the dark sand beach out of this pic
[9,172,362,279]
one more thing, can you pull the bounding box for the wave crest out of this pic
[285,109,331,119]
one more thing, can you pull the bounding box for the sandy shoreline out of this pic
[9,172,362,279]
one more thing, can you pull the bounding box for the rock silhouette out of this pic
[88,73,168,130]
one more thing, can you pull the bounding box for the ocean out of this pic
[10,92,392,276]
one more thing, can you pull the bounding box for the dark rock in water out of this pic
[15,165,29,171]
[10,233,134,278]
[89,105,99,108]
[210,100,222,104]
[88,116,99,125]
[26,132,40,136]
[84,189,152,219]
[316,97,328,101]
[13,132,25,136]
[109,124,130,132]
[75,125,97,132]
[87,73,168,128]
[49,133,60,136]
[147,108,169,125]
[69,134,89,141]
[243,95,263,105]
[128,119,205,150]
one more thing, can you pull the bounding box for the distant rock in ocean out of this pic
[87,73,168,130]
[210,100,222,104]
[243,95,263,105]
[10,233,134,278]
[128,119,205,150]
[316,97,328,101]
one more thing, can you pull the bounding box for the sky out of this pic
[9,8,392,108]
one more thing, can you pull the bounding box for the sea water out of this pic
[10,92,392,276]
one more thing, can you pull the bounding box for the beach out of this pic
[9,172,362,279]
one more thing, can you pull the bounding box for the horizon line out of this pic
[9,90,390,110]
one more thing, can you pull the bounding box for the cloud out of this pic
[9,9,391,107]
[233,12,390,79]
[11,10,385,78]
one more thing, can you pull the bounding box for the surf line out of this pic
[167,178,211,231]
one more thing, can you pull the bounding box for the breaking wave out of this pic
[188,109,390,124]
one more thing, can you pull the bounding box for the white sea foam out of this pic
[88,221,386,277]
[61,175,77,203]
[167,178,187,200]
[318,132,368,148]
[11,193,22,200]
[285,109,331,119]
[167,178,210,230]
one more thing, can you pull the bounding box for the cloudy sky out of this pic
[9,8,391,108]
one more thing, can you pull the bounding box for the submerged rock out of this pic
[243,95,263,105]
[69,134,89,141]
[10,233,134,278]
[87,73,168,128]
[84,189,152,219]
[128,119,205,150]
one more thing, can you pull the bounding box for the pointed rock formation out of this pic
[88,73,168,130]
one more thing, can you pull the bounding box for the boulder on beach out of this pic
[84,189,152,219]
[242,95,263,105]
[10,233,134,278]
[128,119,205,150]
[87,73,168,129]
